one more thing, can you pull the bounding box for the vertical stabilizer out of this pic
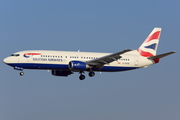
[137,28,161,57]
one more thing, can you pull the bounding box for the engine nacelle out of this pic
[69,61,90,71]
[51,70,72,77]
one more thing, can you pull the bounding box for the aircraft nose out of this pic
[3,57,9,64]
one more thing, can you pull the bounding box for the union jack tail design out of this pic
[137,28,161,57]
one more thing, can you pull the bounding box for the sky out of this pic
[0,0,180,120]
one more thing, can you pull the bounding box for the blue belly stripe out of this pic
[7,63,138,72]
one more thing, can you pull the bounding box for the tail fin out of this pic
[137,28,161,57]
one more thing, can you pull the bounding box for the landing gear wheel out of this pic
[89,72,95,77]
[20,72,24,76]
[79,75,85,80]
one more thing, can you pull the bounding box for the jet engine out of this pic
[69,61,90,71]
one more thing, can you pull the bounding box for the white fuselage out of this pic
[3,50,154,72]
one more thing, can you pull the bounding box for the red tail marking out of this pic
[145,31,161,43]
[153,58,160,63]
[137,49,154,57]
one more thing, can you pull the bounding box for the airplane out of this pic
[3,28,176,80]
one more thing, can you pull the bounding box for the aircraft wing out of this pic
[86,49,132,69]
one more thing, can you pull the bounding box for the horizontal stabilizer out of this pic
[148,51,177,60]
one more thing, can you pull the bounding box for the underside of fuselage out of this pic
[7,63,138,72]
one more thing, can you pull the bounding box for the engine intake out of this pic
[69,61,90,71]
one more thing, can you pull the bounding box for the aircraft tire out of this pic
[89,72,95,77]
[79,75,85,80]
[20,72,24,76]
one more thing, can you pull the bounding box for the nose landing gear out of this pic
[14,66,24,76]
[20,72,24,76]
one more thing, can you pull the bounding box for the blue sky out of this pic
[0,0,180,120]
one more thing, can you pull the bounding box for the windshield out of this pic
[11,54,20,57]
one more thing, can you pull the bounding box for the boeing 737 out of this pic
[3,28,176,80]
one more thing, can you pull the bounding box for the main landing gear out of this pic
[89,71,95,77]
[79,74,85,80]
[79,71,95,80]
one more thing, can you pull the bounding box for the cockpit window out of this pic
[11,54,20,57]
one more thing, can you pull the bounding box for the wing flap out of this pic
[86,49,132,68]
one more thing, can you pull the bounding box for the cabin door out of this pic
[134,56,139,67]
